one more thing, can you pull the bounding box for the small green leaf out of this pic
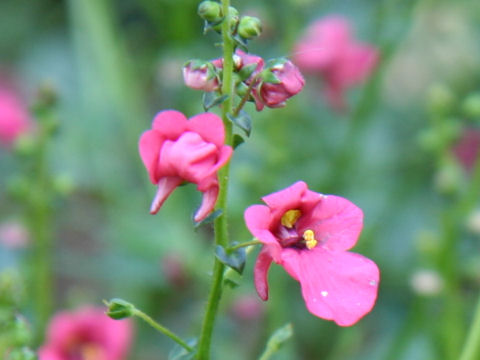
[223,277,240,289]
[168,338,197,360]
[262,70,281,84]
[215,243,246,274]
[233,134,245,149]
[258,323,294,360]
[202,93,229,111]
[232,33,248,52]
[194,209,223,228]
[227,111,252,136]
[238,63,258,81]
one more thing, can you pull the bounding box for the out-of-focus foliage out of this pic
[2,0,480,359]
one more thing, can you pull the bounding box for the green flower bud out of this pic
[427,83,456,117]
[104,298,136,320]
[198,1,222,23]
[462,92,480,121]
[238,16,262,39]
[211,6,239,33]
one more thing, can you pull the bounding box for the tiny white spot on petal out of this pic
[369,280,377,286]
[321,291,328,297]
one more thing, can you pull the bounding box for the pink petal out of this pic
[298,195,363,251]
[138,130,163,184]
[280,248,379,326]
[262,181,308,213]
[339,43,378,87]
[38,347,63,360]
[103,317,133,359]
[152,110,188,139]
[187,112,225,147]
[210,145,233,174]
[150,176,183,214]
[254,247,274,300]
[194,185,218,222]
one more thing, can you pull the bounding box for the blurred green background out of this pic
[2,0,480,359]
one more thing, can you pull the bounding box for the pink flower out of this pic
[38,307,132,360]
[253,60,305,111]
[182,61,219,92]
[0,87,31,147]
[452,128,480,172]
[294,16,378,111]
[244,181,379,326]
[139,110,233,222]
[0,221,30,249]
[230,294,264,322]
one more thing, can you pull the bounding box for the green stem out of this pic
[233,75,259,116]
[30,117,54,344]
[228,239,261,251]
[196,1,235,359]
[133,309,194,352]
[460,295,480,360]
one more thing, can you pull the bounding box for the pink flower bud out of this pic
[452,128,480,172]
[254,60,305,110]
[182,62,219,92]
[0,87,31,148]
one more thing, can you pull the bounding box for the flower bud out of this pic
[183,61,219,92]
[197,1,222,23]
[104,298,136,320]
[238,16,262,39]
[427,83,456,117]
[410,269,443,296]
[254,59,305,110]
[462,92,480,121]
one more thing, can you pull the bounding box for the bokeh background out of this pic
[2,0,480,359]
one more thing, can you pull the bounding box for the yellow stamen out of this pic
[281,210,302,228]
[82,344,105,360]
[303,229,317,250]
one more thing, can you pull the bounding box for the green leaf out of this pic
[227,111,252,136]
[233,134,245,149]
[258,323,294,360]
[262,70,281,84]
[232,33,248,52]
[215,243,246,274]
[202,93,229,111]
[168,338,197,360]
[223,277,240,289]
[194,209,222,228]
[238,63,258,81]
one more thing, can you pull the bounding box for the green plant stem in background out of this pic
[228,239,261,251]
[460,295,480,360]
[29,117,54,344]
[133,309,194,352]
[196,1,235,359]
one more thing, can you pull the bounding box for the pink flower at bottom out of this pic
[0,87,31,147]
[139,110,233,222]
[38,307,132,360]
[293,16,378,111]
[244,181,379,326]
[452,128,480,172]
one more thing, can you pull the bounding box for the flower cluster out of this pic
[139,110,232,222]
[245,181,379,326]
[294,16,378,111]
[183,50,305,111]
[39,307,132,360]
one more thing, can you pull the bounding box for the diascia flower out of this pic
[139,110,233,222]
[244,181,379,326]
[38,307,132,360]
[293,16,378,111]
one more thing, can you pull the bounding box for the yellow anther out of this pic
[303,229,317,250]
[82,344,104,360]
[281,210,302,228]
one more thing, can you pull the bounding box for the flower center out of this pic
[277,210,317,250]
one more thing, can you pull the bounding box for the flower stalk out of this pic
[196,1,235,358]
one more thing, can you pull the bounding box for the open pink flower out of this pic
[38,307,132,360]
[139,110,233,222]
[0,87,31,147]
[294,16,378,111]
[244,181,379,326]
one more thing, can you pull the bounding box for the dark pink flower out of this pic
[452,128,480,172]
[294,16,378,111]
[38,307,132,360]
[253,60,305,111]
[182,62,219,92]
[0,87,31,147]
[244,181,379,326]
[139,110,233,222]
